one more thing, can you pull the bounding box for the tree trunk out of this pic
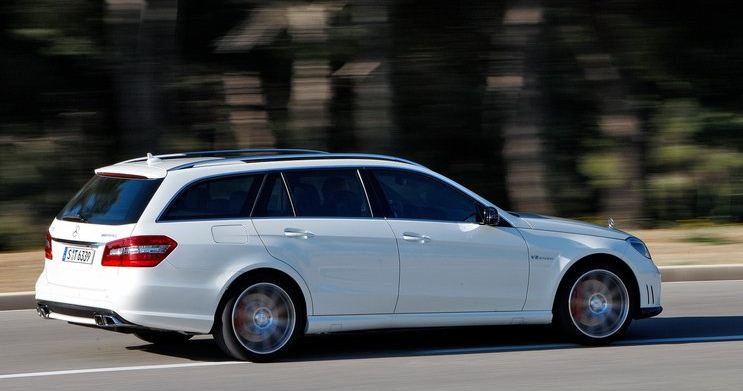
[488,0,552,214]
[105,0,178,157]
[222,73,274,148]
[332,1,394,153]
[286,4,331,150]
[555,5,645,225]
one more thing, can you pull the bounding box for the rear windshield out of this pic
[57,175,163,225]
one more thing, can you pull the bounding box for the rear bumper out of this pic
[36,300,142,332]
[35,268,216,333]
[636,305,663,319]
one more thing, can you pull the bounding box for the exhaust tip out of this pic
[36,304,50,319]
[94,314,122,327]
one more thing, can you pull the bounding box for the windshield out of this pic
[57,175,163,225]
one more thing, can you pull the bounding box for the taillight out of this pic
[45,231,53,260]
[101,236,177,267]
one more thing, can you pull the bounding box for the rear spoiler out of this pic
[94,164,167,179]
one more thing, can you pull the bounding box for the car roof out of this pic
[94,149,423,179]
[93,148,527,228]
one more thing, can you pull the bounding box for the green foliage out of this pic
[579,152,625,189]
[647,99,743,223]
[683,233,736,246]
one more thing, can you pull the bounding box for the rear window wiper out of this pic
[60,213,88,223]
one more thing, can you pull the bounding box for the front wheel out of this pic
[554,266,634,345]
[214,281,302,362]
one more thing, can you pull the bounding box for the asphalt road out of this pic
[2,280,743,390]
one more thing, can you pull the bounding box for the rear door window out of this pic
[57,175,163,225]
[161,175,262,221]
[252,173,294,217]
[283,169,371,218]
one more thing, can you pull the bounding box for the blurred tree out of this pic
[0,0,111,249]
[548,2,646,226]
[648,100,743,223]
[328,1,395,153]
[390,0,510,205]
[488,0,552,214]
[106,0,178,157]
[3,0,743,250]
[591,0,743,223]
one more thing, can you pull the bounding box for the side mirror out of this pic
[477,205,500,226]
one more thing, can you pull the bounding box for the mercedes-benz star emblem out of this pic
[72,225,80,238]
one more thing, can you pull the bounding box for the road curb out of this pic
[659,264,743,282]
[0,291,36,311]
[2,265,743,310]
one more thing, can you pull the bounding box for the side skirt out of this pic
[305,311,553,334]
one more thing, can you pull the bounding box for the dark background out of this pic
[1,0,742,250]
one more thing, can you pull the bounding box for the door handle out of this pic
[402,232,431,243]
[283,228,315,239]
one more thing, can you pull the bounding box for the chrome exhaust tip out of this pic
[94,314,124,327]
[36,304,50,319]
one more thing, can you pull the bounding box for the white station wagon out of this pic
[36,149,662,361]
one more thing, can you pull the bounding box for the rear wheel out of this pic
[214,280,302,362]
[133,330,192,345]
[555,265,634,345]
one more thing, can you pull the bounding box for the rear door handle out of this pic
[283,228,315,239]
[402,232,431,243]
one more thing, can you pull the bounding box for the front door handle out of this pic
[283,228,315,239]
[402,232,431,243]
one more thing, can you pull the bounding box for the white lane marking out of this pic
[0,361,247,380]
[416,335,743,356]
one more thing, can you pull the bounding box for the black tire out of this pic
[133,330,193,345]
[554,262,635,345]
[214,278,304,362]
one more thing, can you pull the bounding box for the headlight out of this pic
[627,237,652,259]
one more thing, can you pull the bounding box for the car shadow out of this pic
[126,316,743,362]
[126,337,229,362]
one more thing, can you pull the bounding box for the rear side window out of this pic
[57,175,163,225]
[283,169,371,218]
[372,169,477,222]
[252,173,294,217]
[161,175,261,221]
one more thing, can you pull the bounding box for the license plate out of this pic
[62,246,95,264]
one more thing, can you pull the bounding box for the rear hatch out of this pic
[45,174,163,290]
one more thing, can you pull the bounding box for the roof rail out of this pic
[119,148,328,164]
[168,153,423,171]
